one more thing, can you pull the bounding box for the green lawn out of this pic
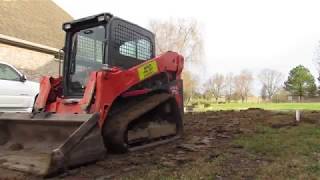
[234,123,320,179]
[194,102,320,111]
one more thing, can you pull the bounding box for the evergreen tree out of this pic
[284,65,317,101]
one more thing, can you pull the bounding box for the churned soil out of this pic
[1,109,320,180]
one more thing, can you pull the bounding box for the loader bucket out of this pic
[0,113,106,176]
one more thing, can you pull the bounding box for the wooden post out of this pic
[296,110,301,122]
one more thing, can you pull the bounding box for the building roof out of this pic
[0,0,73,49]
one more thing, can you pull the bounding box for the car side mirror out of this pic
[20,74,27,82]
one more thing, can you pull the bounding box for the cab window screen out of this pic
[68,25,105,94]
[77,34,104,63]
[115,24,152,60]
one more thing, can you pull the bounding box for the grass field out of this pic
[234,123,320,179]
[193,102,320,111]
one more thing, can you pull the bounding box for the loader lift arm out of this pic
[0,13,184,177]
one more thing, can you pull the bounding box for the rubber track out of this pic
[102,93,172,153]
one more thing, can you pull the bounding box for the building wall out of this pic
[0,42,60,81]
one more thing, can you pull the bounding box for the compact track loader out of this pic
[0,13,184,176]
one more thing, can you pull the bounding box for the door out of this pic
[0,64,32,112]
[65,25,105,97]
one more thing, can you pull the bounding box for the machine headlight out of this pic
[97,15,105,22]
[63,23,71,30]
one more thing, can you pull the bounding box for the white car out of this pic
[0,62,39,112]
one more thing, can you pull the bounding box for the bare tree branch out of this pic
[258,69,284,100]
[234,70,253,102]
[205,73,225,102]
[149,19,204,64]
[224,73,234,103]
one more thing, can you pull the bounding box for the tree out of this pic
[234,70,253,102]
[260,84,268,101]
[224,73,235,103]
[182,70,199,105]
[313,40,320,72]
[149,19,204,64]
[284,65,317,101]
[149,19,204,105]
[205,74,225,102]
[258,69,283,100]
[272,88,290,103]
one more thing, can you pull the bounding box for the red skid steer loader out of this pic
[0,13,184,176]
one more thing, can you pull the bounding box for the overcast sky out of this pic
[53,0,320,88]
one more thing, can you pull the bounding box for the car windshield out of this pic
[68,25,105,94]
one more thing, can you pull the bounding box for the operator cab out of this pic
[62,13,155,97]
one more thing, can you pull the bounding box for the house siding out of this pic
[0,42,60,81]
